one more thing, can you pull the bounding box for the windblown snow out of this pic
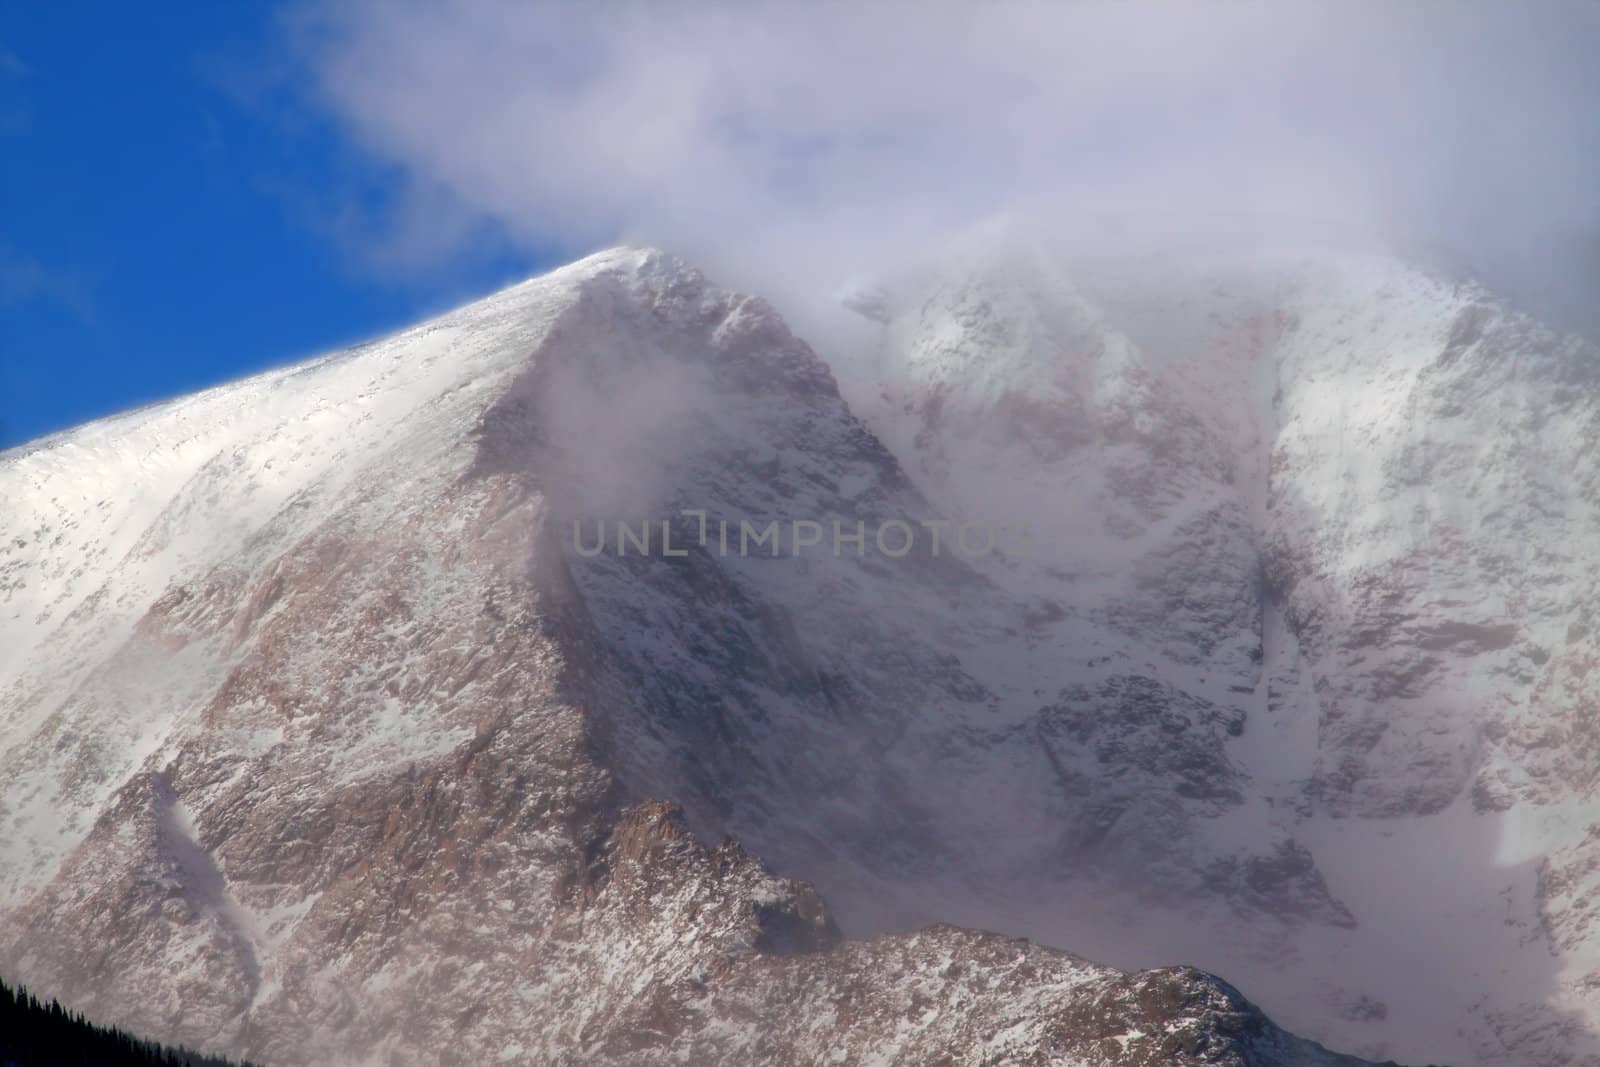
[1,242,1597,1066]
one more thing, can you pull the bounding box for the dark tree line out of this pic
[0,976,259,1067]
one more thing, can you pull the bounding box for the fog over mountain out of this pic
[4,3,1599,1066]
[285,1,1600,336]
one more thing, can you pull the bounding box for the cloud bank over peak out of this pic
[288,1,1600,317]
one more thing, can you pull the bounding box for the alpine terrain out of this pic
[1,243,1596,1065]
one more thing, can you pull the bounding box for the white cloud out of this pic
[286,1,1600,308]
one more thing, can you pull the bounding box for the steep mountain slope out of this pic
[0,249,1394,1065]
[848,241,1600,1065]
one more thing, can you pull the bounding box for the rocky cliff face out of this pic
[0,243,1590,1065]
[848,241,1600,1065]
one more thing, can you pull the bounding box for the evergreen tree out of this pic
[0,975,261,1067]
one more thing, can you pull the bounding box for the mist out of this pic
[287,0,1600,332]
[284,5,1600,1063]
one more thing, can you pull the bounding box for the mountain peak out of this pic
[6,242,1595,1065]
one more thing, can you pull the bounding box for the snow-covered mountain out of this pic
[847,239,1600,1065]
[0,243,1594,1065]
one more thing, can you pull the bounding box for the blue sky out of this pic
[0,4,558,449]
